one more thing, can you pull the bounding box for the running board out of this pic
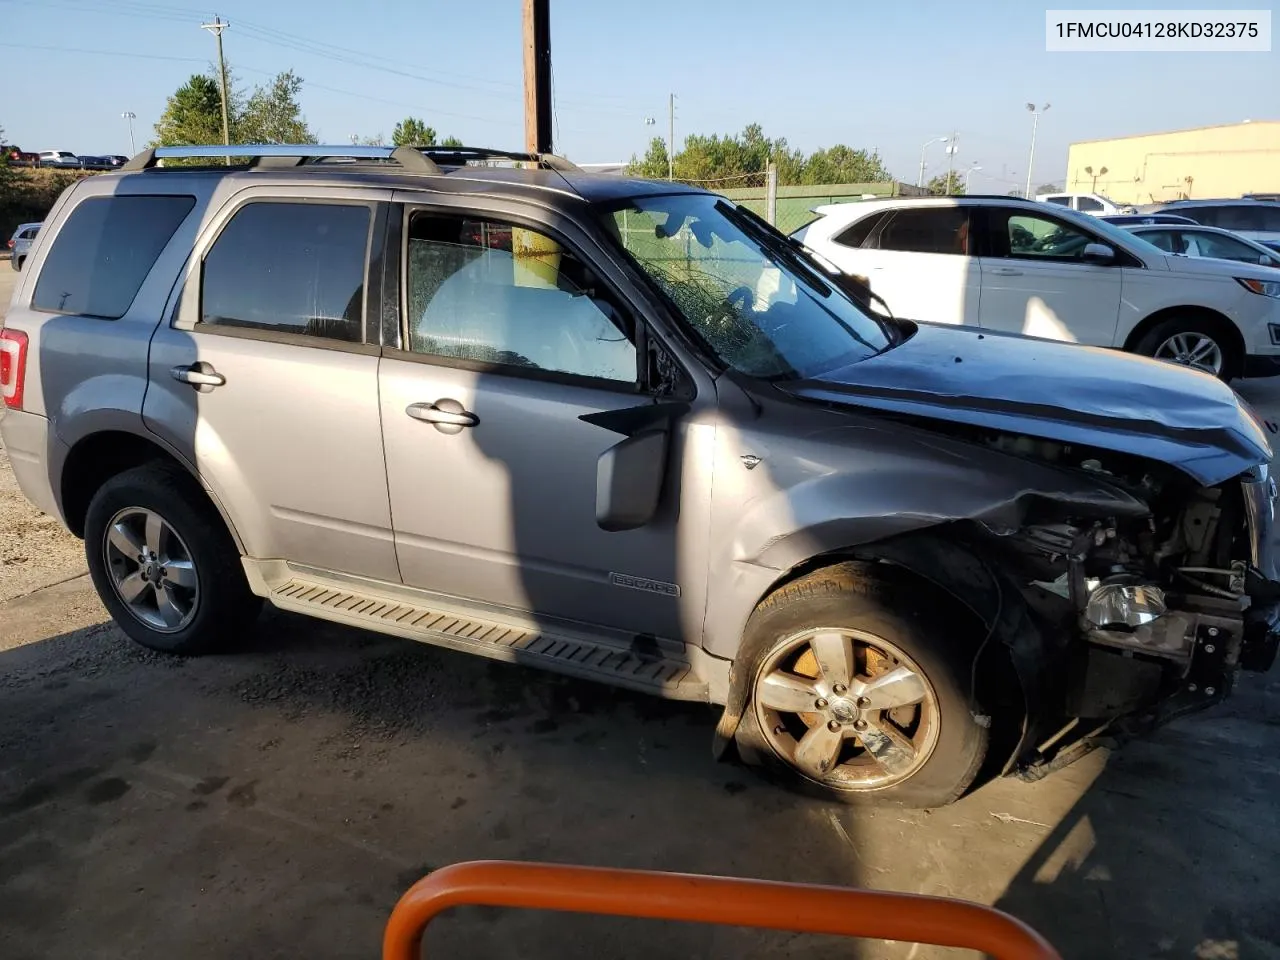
[247,562,707,701]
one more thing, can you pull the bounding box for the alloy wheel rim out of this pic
[103,507,199,633]
[752,627,940,791]
[1153,332,1223,375]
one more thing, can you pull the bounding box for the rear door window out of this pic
[1042,195,1071,206]
[1076,196,1104,212]
[32,195,194,318]
[200,201,371,343]
[1139,229,1179,253]
[1212,206,1263,232]
[875,208,971,255]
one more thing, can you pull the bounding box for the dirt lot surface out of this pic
[3,260,1280,959]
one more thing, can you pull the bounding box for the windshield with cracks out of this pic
[600,193,892,379]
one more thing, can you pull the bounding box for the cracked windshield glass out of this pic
[604,194,891,378]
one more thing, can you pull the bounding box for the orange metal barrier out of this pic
[383,860,1062,960]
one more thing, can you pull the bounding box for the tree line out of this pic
[152,67,461,152]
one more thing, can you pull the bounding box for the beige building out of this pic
[1065,120,1280,205]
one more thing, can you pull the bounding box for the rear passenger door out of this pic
[828,207,979,325]
[144,187,401,582]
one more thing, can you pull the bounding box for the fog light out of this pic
[1269,323,1280,346]
[1086,583,1167,630]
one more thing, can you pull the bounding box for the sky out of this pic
[2,0,1276,193]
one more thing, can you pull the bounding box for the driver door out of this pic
[974,206,1124,346]
[377,202,701,640]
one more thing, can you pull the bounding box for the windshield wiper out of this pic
[718,202,835,297]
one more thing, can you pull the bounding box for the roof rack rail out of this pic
[415,146,581,172]
[120,144,443,175]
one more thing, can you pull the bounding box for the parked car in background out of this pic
[38,150,83,168]
[1036,192,1135,216]
[3,145,39,166]
[1155,199,1280,253]
[3,143,1278,808]
[792,195,1280,379]
[1099,213,1198,227]
[7,222,40,271]
[1125,223,1280,269]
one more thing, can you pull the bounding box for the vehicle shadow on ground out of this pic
[991,673,1280,960]
[0,598,899,960]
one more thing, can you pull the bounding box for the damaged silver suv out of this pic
[2,144,1278,807]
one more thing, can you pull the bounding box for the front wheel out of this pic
[734,563,990,808]
[84,463,261,655]
[1134,315,1238,380]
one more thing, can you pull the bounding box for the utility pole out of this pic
[667,93,676,180]
[522,0,552,155]
[200,15,232,165]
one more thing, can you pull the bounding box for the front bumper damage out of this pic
[1018,465,1280,780]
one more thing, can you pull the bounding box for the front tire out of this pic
[1133,315,1238,380]
[734,563,989,808]
[84,463,261,655]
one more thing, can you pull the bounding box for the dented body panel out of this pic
[782,322,1271,487]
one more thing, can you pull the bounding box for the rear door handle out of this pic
[406,399,479,432]
[171,364,225,387]
[989,267,1023,277]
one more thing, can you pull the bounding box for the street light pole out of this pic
[917,136,948,188]
[121,111,136,154]
[964,164,982,192]
[1024,102,1050,200]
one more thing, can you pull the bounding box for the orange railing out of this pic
[383,860,1061,960]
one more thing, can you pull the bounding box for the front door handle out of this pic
[171,363,225,387]
[406,399,479,433]
[989,267,1023,277]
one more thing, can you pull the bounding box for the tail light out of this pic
[5,239,12,249]
[0,329,29,410]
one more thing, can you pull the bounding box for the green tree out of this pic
[627,124,893,187]
[238,70,316,144]
[441,135,463,148]
[153,73,228,149]
[392,117,437,147]
[801,145,892,185]
[926,173,966,196]
[626,136,670,179]
[1035,182,1062,194]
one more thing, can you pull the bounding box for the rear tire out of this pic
[84,463,261,655]
[734,563,989,808]
[1133,314,1239,380]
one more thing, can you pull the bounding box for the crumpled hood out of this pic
[779,322,1272,487]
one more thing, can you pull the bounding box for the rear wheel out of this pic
[1134,315,1238,380]
[84,463,261,655]
[734,563,989,808]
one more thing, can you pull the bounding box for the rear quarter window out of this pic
[832,211,888,249]
[32,195,194,319]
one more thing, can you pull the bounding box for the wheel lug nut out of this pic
[856,696,870,707]
[815,698,828,709]
[853,719,868,731]
[827,720,842,732]
[832,683,847,694]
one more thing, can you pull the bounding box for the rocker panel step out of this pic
[267,575,706,701]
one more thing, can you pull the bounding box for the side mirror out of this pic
[1082,242,1117,264]
[595,428,669,531]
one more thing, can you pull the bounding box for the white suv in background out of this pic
[1036,192,1134,216]
[792,196,1280,379]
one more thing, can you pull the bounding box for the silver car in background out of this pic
[7,222,40,271]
